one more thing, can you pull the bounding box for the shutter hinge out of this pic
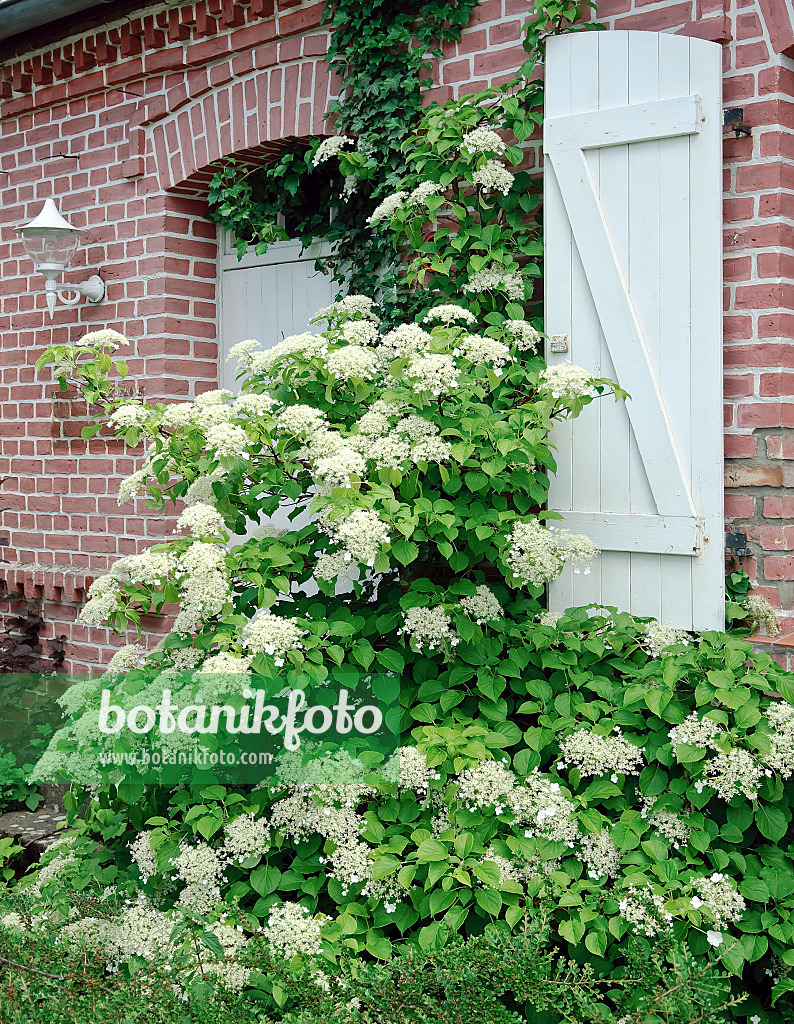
[725,531,750,564]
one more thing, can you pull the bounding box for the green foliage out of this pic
[0,747,39,816]
[0,910,258,1023]
[34,328,130,435]
[0,901,737,1023]
[206,0,599,320]
[250,921,737,1023]
[207,0,481,310]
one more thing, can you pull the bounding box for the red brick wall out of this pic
[0,0,792,668]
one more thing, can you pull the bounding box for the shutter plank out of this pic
[544,31,724,629]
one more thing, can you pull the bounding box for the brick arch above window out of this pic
[140,54,334,194]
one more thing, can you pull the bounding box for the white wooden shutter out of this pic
[543,30,724,630]
[219,232,335,546]
[218,232,334,391]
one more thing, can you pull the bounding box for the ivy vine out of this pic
[206,0,599,322]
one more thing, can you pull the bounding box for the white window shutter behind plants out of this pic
[218,232,334,392]
[543,30,724,630]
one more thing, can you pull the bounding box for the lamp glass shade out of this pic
[16,199,82,271]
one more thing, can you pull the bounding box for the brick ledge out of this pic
[0,561,92,603]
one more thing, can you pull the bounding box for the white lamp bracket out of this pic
[43,274,106,317]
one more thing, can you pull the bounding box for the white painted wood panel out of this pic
[544,31,724,630]
[218,231,334,391]
[218,231,335,550]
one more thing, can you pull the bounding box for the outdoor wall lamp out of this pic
[15,199,105,319]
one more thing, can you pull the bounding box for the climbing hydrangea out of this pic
[558,728,645,780]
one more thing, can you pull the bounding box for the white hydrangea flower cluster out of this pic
[174,542,230,634]
[765,701,794,777]
[361,872,405,913]
[405,353,460,396]
[270,790,372,892]
[472,159,514,195]
[249,333,328,377]
[618,885,673,937]
[315,551,357,584]
[241,611,306,665]
[407,181,443,205]
[691,873,746,924]
[538,363,598,401]
[640,797,691,850]
[205,422,248,458]
[411,436,453,464]
[367,190,407,225]
[355,431,412,470]
[512,772,580,847]
[173,841,225,887]
[114,549,177,588]
[334,509,391,565]
[0,912,25,931]
[117,463,152,506]
[454,334,511,371]
[454,762,578,844]
[192,395,236,432]
[314,446,367,491]
[233,391,275,417]
[76,328,129,350]
[462,267,524,302]
[557,727,645,780]
[105,644,143,675]
[456,760,515,810]
[399,606,459,651]
[223,813,271,863]
[459,585,503,625]
[313,135,353,166]
[160,402,196,430]
[276,404,326,437]
[379,323,433,361]
[312,295,380,324]
[264,902,326,959]
[176,502,225,537]
[226,338,261,363]
[397,414,439,441]
[460,125,506,156]
[200,652,252,674]
[276,753,373,799]
[580,830,621,880]
[98,898,174,968]
[79,575,122,626]
[504,319,542,353]
[642,620,691,656]
[27,835,77,896]
[340,319,380,346]
[326,345,380,381]
[394,746,438,795]
[129,831,158,882]
[109,404,149,430]
[506,520,598,587]
[669,713,722,753]
[173,841,226,915]
[423,305,477,326]
[746,594,781,637]
[703,747,763,802]
[184,470,224,507]
[538,610,563,627]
